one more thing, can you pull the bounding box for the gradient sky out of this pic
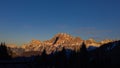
[0,0,120,45]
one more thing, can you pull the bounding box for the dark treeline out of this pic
[0,41,120,68]
[0,42,11,60]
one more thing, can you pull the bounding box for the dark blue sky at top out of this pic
[0,0,120,45]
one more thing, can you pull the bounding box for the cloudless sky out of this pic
[0,0,120,45]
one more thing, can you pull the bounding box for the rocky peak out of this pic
[85,38,96,44]
[73,37,82,42]
[46,33,74,44]
[6,33,118,57]
[30,39,42,45]
[100,39,114,44]
[20,39,42,51]
[54,33,73,39]
[84,38,101,48]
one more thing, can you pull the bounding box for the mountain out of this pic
[6,33,115,57]
[84,38,101,48]
[21,39,42,51]
[43,33,83,46]
[43,33,83,50]
[100,39,114,44]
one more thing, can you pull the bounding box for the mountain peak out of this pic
[87,38,96,43]
[84,38,100,48]
[101,39,114,44]
[6,33,119,57]
[55,33,73,38]
[30,39,41,45]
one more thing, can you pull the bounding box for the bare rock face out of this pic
[6,44,24,57]
[85,39,114,48]
[100,39,114,44]
[84,38,101,48]
[19,33,84,55]
[43,33,83,52]
[21,39,42,51]
[46,33,83,46]
[6,33,116,57]
[44,33,74,45]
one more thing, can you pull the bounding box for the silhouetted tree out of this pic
[54,47,67,68]
[34,49,48,68]
[0,42,11,60]
[68,50,78,68]
[76,42,88,68]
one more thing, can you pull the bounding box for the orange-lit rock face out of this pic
[47,33,83,46]
[19,33,84,53]
[6,33,116,57]
[101,39,113,44]
[13,33,114,50]
[30,39,41,45]
[20,39,42,51]
[84,38,101,48]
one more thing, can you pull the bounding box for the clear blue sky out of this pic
[0,0,120,45]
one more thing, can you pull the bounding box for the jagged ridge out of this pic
[6,33,115,57]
